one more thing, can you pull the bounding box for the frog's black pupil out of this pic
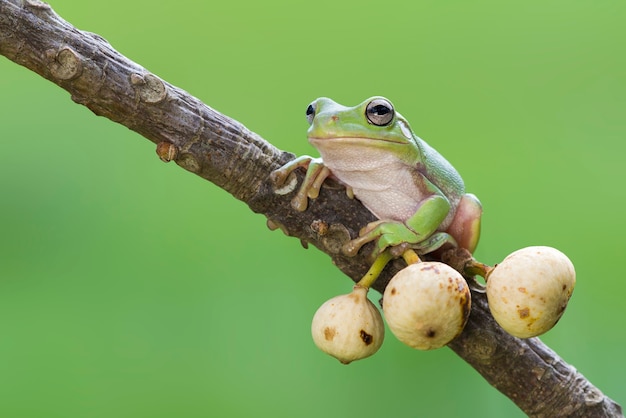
[370,104,390,116]
[306,104,315,116]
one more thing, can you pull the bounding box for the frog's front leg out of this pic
[343,194,451,257]
[271,156,331,211]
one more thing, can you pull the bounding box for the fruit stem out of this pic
[402,249,421,265]
[356,249,422,289]
[464,258,494,279]
[356,250,393,289]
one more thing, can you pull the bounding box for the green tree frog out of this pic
[271,97,482,258]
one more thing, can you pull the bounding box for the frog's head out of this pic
[305,96,416,148]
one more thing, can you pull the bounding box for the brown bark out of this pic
[0,1,622,416]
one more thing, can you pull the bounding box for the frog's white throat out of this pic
[309,137,428,223]
[308,136,410,172]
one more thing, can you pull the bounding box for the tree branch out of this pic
[0,1,622,416]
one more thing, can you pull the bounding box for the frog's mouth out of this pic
[308,136,409,145]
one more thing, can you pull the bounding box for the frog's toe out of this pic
[358,220,385,236]
[269,169,287,186]
[342,229,382,256]
[342,237,367,257]
[290,190,310,212]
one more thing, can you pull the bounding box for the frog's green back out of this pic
[416,134,466,202]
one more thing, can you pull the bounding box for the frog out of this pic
[271,96,482,259]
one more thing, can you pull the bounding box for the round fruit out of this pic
[486,246,576,338]
[311,285,384,364]
[383,262,471,350]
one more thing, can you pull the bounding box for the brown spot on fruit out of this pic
[324,327,336,341]
[360,330,373,345]
[460,293,471,320]
[518,307,530,319]
[421,264,440,274]
[390,287,397,295]
[347,292,361,303]
[518,287,527,293]
[426,328,437,338]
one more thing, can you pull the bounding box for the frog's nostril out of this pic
[331,115,339,122]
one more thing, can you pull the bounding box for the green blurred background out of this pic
[1,0,625,416]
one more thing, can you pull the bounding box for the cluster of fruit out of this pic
[311,246,576,364]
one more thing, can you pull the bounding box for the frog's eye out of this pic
[306,103,316,125]
[366,98,394,126]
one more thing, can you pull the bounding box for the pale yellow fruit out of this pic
[383,262,471,350]
[311,285,384,364]
[486,246,576,338]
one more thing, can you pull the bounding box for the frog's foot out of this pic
[342,219,458,259]
[270,156,331,212]
[291,159,330,211]
[342,219,420,258]
[386,233,457,259]
[270,155,313,187]
[345,185,355,199]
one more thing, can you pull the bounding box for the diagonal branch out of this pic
[0,1,622,416]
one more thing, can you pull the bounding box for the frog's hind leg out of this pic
[446,193,482,254]
[411,232,457,255]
